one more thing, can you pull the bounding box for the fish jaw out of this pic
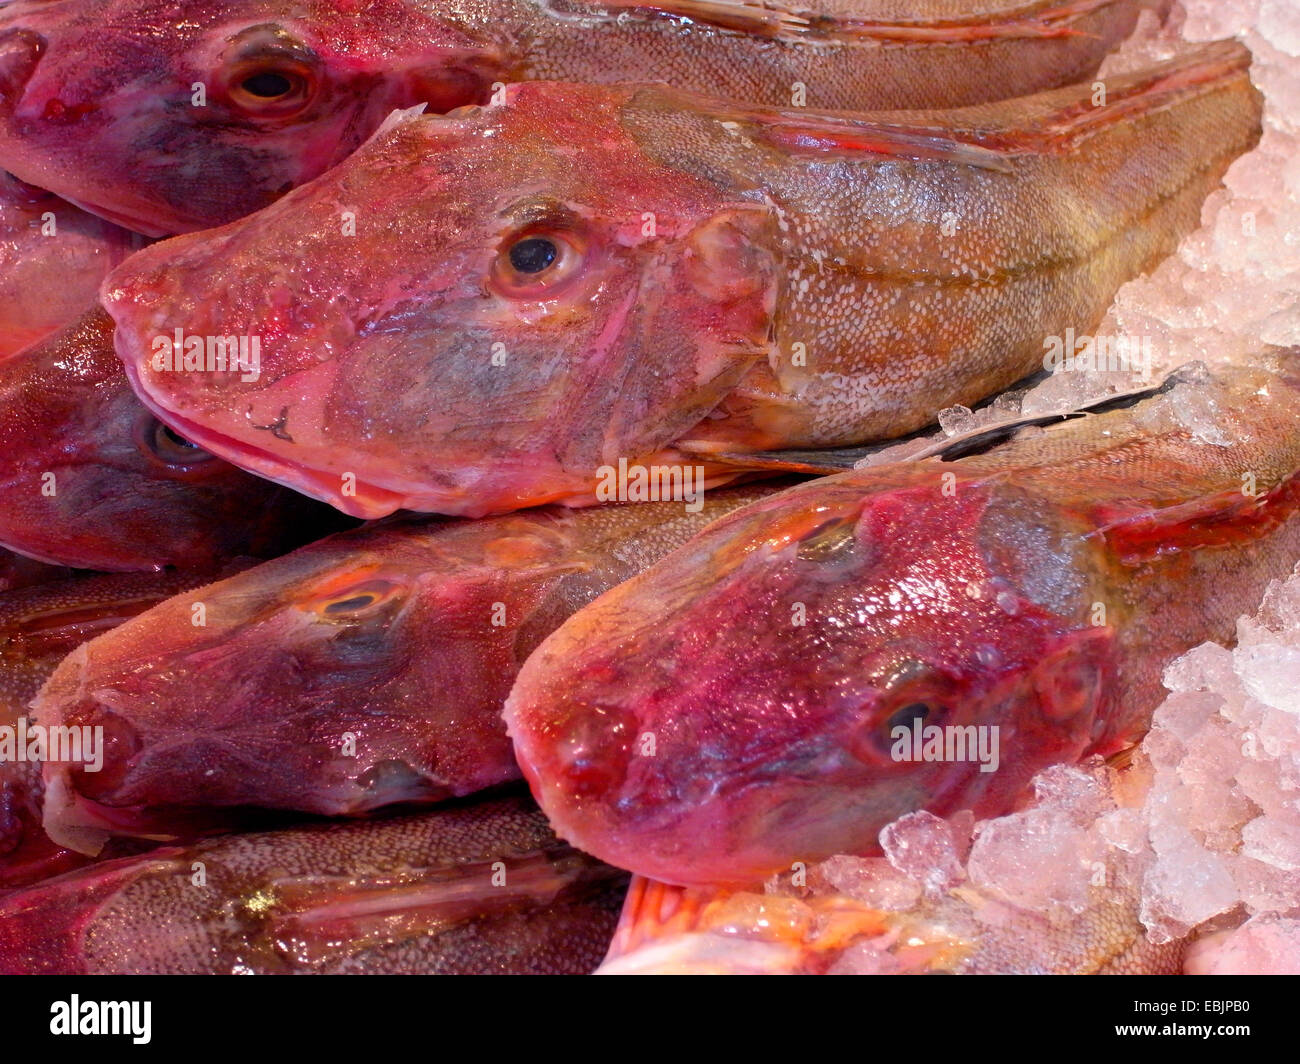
[102,86,778,517]
[504,473,1113,887]
[0,1,505,234]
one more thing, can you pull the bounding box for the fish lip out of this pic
[118,364,404,519]
[57,189,176,238]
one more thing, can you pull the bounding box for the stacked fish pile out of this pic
[0,0,1294,974]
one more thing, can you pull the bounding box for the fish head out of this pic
[102,83,779,517]
[504,472,1117,886]
[0,0,507,234]
[32,516,596,846]
[0,308,338,571]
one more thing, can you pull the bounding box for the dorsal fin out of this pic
[701,38,1251,167]
[548,0,1131,44]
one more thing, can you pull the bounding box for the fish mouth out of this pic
[58,189,177,238]
[118,364,404,520]
[129,397,406,520]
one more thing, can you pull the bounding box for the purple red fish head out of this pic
[504,471,1120,887]
[102,82,779,517]
[0,0,507,234]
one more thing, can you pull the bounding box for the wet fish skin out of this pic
[502,355,1300,887]
[0,0,1151,234]
[0,794,628,974]
[0,171,142,356]
[104,42,1261,518]
[0,306,345,571]
[31,484,786,854]
[0,567,230,890]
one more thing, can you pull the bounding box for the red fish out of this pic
[0,307,345,571]
[31,484,783,854]
[104,43,1261,518]
[0,0,1152,233]
[0,794,627,973]
[503,356,1300,886]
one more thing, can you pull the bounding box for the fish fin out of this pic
[926,375,1178,462]
[554,0,1131,44]
[680,448,866,475]
[266,849,616,966]
[679,375,1176,474]
[603,876,725,962]
[737,39,1252,167]
[747,113,1018,171]
[1091,472,1300,565]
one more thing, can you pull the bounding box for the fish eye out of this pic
[300,577,407,623]
[491,228,585,298]
[849,698,949,766]
[220,27,321,119]
[227,60,316,115]
[241,70,296,99]
[885,701,936,735]
[510,237,557,274]
[142,418,216,467]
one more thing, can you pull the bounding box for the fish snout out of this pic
[0,30,44,109]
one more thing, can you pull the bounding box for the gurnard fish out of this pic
[104,41,1262,518]
[0,306,342,571]
[0,794,628,973]
[31,484,783,855]
[0,171,141,357]
[1,567,226,890]
[503,355,1300,887]
[0,0,1153,234]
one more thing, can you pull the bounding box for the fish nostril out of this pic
[0,29,44,105]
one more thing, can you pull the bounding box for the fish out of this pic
[0,306,347,571]
[1,566,231,890]
[0,0,1154,235]
[103,41,1262,519]
[31,483,786,855]
[0,793,628,974]
[501,354,1300,887]
[0,171,142,357]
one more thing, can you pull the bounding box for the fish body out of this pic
[0,794,627,974]
[0,171,141,356]
[0,0,1152,233]
[0,307,343,571]
[502,356,1300,886]
[31,484,784,854]
[104,42,1261,518]
[0,567,226,889]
